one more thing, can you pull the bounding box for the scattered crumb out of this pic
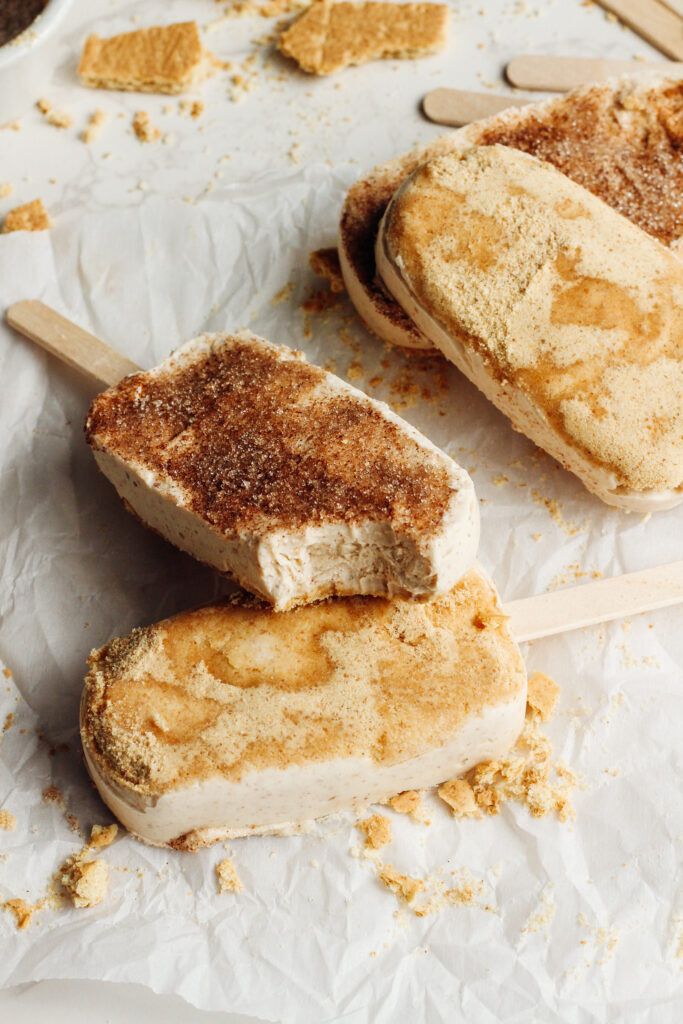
[1,120,22,131]
[387,790,423,820]
[2,898,45,930]
[301,287,340,314]
[61,858,109,909]
[3,712,14,732]
[132,110,161,142]
[378,865,423,903]
[42,785,64,808]
[492,473,509,487]
[58,825,118,909]
[578,912,620,963]
[0,183,13,198]
[414,870,485,917]
[36,98,72,129]
[467,691,576,822]
[179,99,204,118]
[2,668,12,679]
[357,814,392,850]
[521,886,556,934]
[81,109,107,144]
[0,809,16,831]
[309,247,345,293]
[531,490,584,537]
[527,672,560,722]
[216,857,243,894]
[1,198,51,233]
[271,281,294,304]
[437,778,479,818]
[88,824,118,851]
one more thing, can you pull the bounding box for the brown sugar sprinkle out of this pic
[86,336,454,536]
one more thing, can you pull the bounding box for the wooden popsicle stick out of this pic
[7,299,683,640]
[506,54,683,92]
[5,299,140,389]
[505,561,683,643]
[422,88,530,127]
[660,0,683,17]
[594,0,683,61]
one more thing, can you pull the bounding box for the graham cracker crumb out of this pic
[0,809,17,831]
[42,785,64,808]
[279,2,449,75]
[2,198,51,233]
[81,109,107,144]
[0,183,13,199]
[61,859,109,908]
[387,790,422,819]
[357,813,392,850]
[3,712,14,732]
[527,672,560,722]
[437,778,479,818]
[467,692,576,822]
[309,247,345,292]
[1,120,22,131]
[521,886,555,934]
[36,98,72,129]
[2,898,45,930]
[132,110,161,142]
[271,281,294,304]
[378,864,423,903]
[58,824,118,908]
[216,857,243,893]
[179,99,204,118]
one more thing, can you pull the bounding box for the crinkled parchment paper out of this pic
[1,167,682,1023]
[1,0,683,1012]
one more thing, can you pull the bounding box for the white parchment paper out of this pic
[0,0,682,1019]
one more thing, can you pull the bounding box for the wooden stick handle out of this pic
[422,88,530,127]
[6,299,140,389]
[504,561,683,643]
[593,0,683,61]
[506,54,683,92]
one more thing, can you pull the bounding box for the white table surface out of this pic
[1,1,681,1021]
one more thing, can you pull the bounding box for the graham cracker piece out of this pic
[357,813,392,849]
[78,22,214,95]
[1,198,51,233]
[132,110,161,142]
[387,790,422,818]
[279,1,448,75]
[216,857,243,893]
[378,864,423,903]
[437,778,479,818]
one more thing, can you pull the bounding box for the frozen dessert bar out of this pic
[78,22,214,94]
[279,2,448,75]
[80,568,526,849]
[85,331,478,608]
[375,145,683,511]
[340,73,683,351]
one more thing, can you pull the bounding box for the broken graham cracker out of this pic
[1,198,51,233]
[78,22,215,95]
[61,859,109,909]
[216,857,243,894]
[279,1,448,75]
[357,813,392,850]
[387,790,422,819]
[36,98,72,129]
[437,778,479,819]
[378,864,424,903]
[526,672,561,722]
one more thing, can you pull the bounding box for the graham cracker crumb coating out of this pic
[384,145,683,494]
[81,570,525,798]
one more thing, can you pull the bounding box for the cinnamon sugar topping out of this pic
[86,333,454,536]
